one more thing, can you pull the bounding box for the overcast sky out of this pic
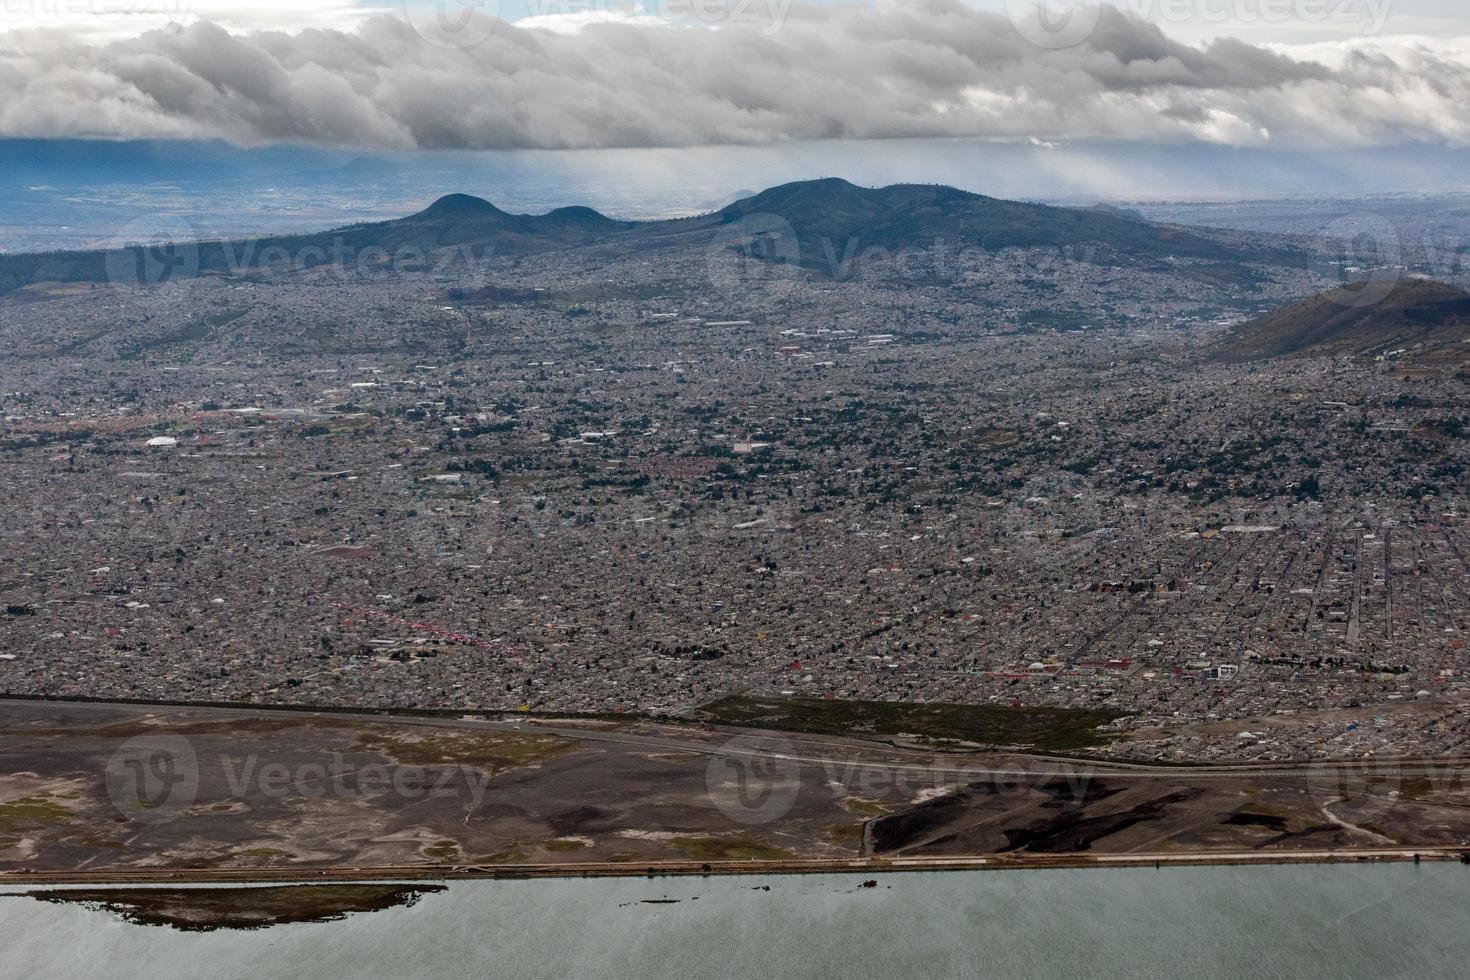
[1,0,1468,151]
[7,0,1469,42]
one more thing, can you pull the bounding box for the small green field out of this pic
[699,696,1124,752]
[670,835,795,862]
[24,885,444,931]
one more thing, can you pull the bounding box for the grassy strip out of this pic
[699,695,1124,752]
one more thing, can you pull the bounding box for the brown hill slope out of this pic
[1219,278,1470,360]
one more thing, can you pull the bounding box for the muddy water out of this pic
[3,864,1470,979]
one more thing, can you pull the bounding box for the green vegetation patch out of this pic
[19,885,444,932]
[670,835,795,862]
[699,696,1125,752]
[356,728,577,775]
[821,823,865,848]
[421,840,461,862]
[474,847,530,865]
[839,798,891,817]
[0,795,74,837]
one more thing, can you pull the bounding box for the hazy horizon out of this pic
[3,135,1469,253]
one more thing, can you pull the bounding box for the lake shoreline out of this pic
[6,845,1469,887]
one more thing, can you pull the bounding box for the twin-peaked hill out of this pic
[0,177,1293,295]
[0,190,635,293]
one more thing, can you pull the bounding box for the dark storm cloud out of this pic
[0,1,1466,150]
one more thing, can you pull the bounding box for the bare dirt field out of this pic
[5,698,1470,877]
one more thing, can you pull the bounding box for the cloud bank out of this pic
[1,0,1468,151]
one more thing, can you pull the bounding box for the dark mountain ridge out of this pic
[0,178,1293,295]
[0,194,632,293]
